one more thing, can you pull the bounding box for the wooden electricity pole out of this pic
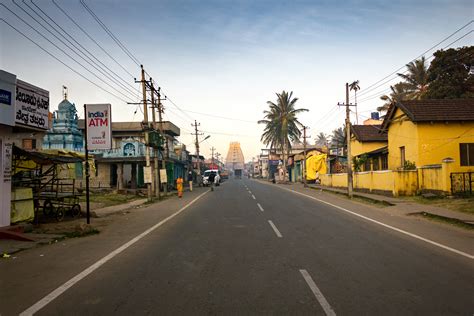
[150,80,161,199]
[192,120,203,184]
[338,83,355,198]
[140,65,152,201]
[211,146,215,168]
[302,126,310,187]
[156,90,167,195]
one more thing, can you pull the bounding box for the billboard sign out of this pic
[15,79,49,130]
[0,70,16,126]
[85,104,112,150]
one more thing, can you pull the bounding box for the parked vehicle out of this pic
[203,169,220,186]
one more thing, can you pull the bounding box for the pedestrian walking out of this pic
[176,176,184,198]
[188,171,193,192]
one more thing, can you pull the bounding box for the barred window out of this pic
[460,143,474,166]
[381,154,388,170]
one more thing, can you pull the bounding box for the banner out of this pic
[15,79,49,130]
[85,104,112,150]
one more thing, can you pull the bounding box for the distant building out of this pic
[225,142,245,171]
[43,88,83,151]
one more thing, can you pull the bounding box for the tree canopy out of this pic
[424,46,474,99]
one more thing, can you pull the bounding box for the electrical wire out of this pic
[20,0,137,97]
[51,0,136,79]
[351,20,473,101]
[2,3,134,102]
[0,18,130,103]
[80,0,141,66]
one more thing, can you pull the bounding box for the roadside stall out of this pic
[11,145,86,223]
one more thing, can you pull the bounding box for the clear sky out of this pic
[1,0,473,161]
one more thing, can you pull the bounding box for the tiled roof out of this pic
[381,99,474,131]
[351,125,387,142]
[398,99,474,122]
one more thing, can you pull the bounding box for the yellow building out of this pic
[350,125,388,171]
[381,99,474,172]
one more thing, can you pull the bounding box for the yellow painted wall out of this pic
[320,174,331,187]
[332,173,348,188]
[416,122,474,173]
[320,161,454,196]
[353,172,371,190]
[418,167,443,191]
[393,170,418,196]
[388,108,419,170]
[371,171,395,193]
[351,139,387,157]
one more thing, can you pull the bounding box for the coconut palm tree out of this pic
[331,126,346,155]
[258,91,308,181]
[315,132,328,147]
[377,82,410,112]
[397,56,429,100]
[349,80,360,123]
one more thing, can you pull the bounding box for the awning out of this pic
[13,145,84,164]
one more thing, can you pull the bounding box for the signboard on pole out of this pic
[144,166,152,184]
[160,169,168,183]
[15,79,50,130]
[85,104,112,150]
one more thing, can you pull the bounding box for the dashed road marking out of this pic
[252,194,256,200]
[268,220,282,238]
[257,203,264,212]
[300,269,336,316]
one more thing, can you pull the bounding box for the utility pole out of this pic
[211,146,215,169]
[156,89,168,195]
[150,80,161,199]
[338,83,355,198]
[140,65,152,202]
[302,126,310,187]
[192,120,203,185]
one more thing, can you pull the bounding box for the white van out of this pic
[203,169,220,186]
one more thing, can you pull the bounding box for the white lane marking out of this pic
[252,194,256,200]
[257,203,264,212]
[268,220,282,238]
[266,183,474,260]
[20,191,209,316]
[300,269,336,316]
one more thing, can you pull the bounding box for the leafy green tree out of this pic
[377,82,410,112]
[258,91,308,180]
[425,46,474,99]
[397,56,430,100]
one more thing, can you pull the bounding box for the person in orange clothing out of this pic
[176,176,184,198]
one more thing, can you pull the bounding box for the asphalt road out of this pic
[3,178,474,315]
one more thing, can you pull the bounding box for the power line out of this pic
[51,0,136,79]
[2,3,134,102]
[19,0,137,97]
[0,18,130,103]
[352,20,473,101]
[80,0,141,66]
[357,44,474,105]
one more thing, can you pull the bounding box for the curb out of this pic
[307,186,396,206]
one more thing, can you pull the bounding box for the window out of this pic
[400,146,405,168]
[364,159,371,171]
[381,154,388,170]
[460,143,474,166]
[22,139,36,150]
[373,157,380,171]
